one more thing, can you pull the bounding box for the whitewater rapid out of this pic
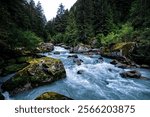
[10,46,150,100]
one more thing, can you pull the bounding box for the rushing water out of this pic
[5,46,150,100]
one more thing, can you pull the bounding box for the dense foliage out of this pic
[0,0,150,64]
[46,0,150,47]
[0,0,46,50]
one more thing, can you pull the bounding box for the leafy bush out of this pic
[22,31,42,49]
[52,33,64,44]
[96,23,134,45]
[9,29,42,50]
[118,23,134,41]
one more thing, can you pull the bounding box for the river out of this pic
[3,46,150,100]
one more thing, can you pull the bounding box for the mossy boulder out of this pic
[111,42,136,56]
[2,57,66,95]
[102,42,136,57]
[0,93,4,100]
[35,92,72,100]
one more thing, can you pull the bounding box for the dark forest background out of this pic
[0,0,150,64]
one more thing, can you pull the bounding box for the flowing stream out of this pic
[2,46,150,100]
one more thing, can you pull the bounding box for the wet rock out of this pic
[35,92,72,100]
[36,43,54,53]
[110,42,136,57]
[67,55,78,58]
[2,57,66,95]
[110,60,119,65]
[0,93,4,100]
[115,63,128,69]
[72,43,91,53]
[61,45,70,49]
[73,58,83,66]
[77,70,84,74]
[140,64,150,69]
[53,51,60,55]
[120,70,141,79]
[98,57,104,63]
[83,52,94,57]
[89,49,101,53]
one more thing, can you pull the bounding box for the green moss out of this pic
[112,42,135,56]
[35,92,72,100]
[2,57,66,95]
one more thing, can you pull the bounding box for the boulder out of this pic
[120,70,141,79]
[110,60,119,65]
[0,93,4,100]
[111,42,136,57]
[53,51,60,55]
[2,57,66,95]
[35,92,72,100]
[36,43,54,53]
[140,64,150,69]
[115,63,128,69]
[77,70,84,74]
[61,45,70,49]
[72,43,91,53]
[67,55,78,58]
[73,58,83,66]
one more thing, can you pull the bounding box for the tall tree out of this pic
[35,1,47,37]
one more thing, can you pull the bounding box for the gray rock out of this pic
[110,60,119,65]
[36,43,54,53]
[73,58,83,66]
[53,51,60,54]
[140,64,150,69]
[72,44,91,53]
[68,55,78,58]
[77,70,84,74]
[120,70,141,79]
[116,63,128,69]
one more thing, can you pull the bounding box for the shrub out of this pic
[9,29,42,50]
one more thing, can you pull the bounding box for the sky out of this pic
[34,0,77,21]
